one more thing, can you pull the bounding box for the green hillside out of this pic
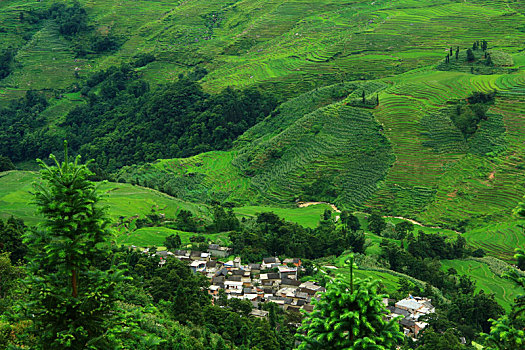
[2,0,525,228]
[2,0,525,101]
[114,63,525,235]
[115,82,394,207]
[0,170,210,225]
[441,259,523,311]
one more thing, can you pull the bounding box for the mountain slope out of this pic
[2,0,525,101]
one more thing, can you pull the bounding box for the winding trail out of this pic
[297,201,341,221]
[383,216,461,234]
[297,202,459,233]
[297,201,341,212]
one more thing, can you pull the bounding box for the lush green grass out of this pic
[354,269,400,294]
[116,150,253,204]
[115,226,229,248]
[441,259,522,311]
[0,171,210,225]
[0,171,41,224]
[233,203,334,228]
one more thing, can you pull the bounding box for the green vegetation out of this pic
[229,211,365,262]
[482,249,525,349]
[21,145,127,348]
[0,66,277,173]
[2,0,525,348]
[297,258,404,349]
[233,203,334,228]
[3,0,525,99]
[441,259,522,311]
[115,82,393,207]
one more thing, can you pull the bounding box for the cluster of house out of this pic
[386,296,435,338]
[143,245,435,333]
[146,244,326,317]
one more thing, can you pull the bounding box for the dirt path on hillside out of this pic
[297,201,341,221]
[297,201,341,212]
[383,216,461,234]
[297,201,459,233]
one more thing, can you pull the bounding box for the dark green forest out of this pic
[0,65,277,175]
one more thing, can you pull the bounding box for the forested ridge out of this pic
[0,65,277,175]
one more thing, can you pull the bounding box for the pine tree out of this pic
[22,142,128,349]
[296,256,403,349]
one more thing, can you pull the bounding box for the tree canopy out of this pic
[21,142,128,349]
[296,256,403,349]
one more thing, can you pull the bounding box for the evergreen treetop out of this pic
[22,141,128,349]
[296,255,403,349]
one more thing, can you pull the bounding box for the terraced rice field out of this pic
[238,101,394,207]
[0,171,210,225]
[441,259,522,311]
[1,21,85,91]
[464,222,525,262]
[365,66,525,227]
[4,0,525,102]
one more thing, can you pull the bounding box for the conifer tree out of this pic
[467,48,475,62]
[22,142,128,349]
[296,256,403,349]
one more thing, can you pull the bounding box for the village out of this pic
[140,243,435,339]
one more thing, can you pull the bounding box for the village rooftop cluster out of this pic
[143,244,325,316]
[138,244,435,336]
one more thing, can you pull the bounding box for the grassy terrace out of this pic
[3,0,525,101]
[0,170,209,225]
[233,203,333,228]
[441,259,522,311]
[366,66,525,226]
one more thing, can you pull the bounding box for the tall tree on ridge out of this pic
[22,141,128,349]
[296,255,403,349]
